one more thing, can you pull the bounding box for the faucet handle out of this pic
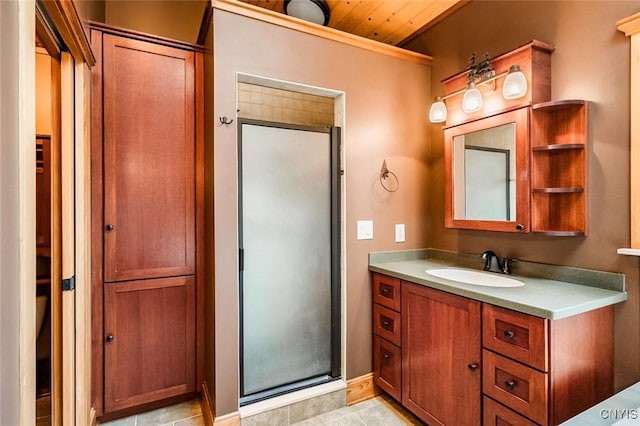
[501,258,518,275]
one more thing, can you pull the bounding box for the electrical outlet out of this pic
[357,220,373,240]
[395,224,405,243]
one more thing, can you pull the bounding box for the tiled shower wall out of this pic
[237,82,335,127]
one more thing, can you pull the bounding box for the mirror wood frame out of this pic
[444,107,530,232]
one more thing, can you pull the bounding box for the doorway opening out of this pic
[35,34,57,426]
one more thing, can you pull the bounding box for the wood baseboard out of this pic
[346,373,381,406]
[90,407,97,426]
[201,381,215,426]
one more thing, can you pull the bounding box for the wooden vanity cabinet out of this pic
[372,274,402,400]
[91,23,204,417]
[372,273,614,426]
[531,100,589,236]
[483,304,613,425]
[402,281,481,426]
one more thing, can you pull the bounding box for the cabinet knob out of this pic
[382,320,391,327]
[504,380,516,390]
[504,330,515,339]
[381,287,390,295]
[467,363,478,372]
[383,353,390,360]
[105,224,114,231]
[516,224,525,231]
[106,334,114,342]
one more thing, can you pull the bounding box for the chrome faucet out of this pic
[481,250,515,275]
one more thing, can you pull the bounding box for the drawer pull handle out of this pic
[467,363,478,372]
[381,287,391,295]
[504,330,515,339]
[383,353,391,360]
[504,380,516,390]
[382,320,391,327]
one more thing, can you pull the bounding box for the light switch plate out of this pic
[357,220,374,240]
[395,224,405,243]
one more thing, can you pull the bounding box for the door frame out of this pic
[1,1,94,425]
[237,119,342,404]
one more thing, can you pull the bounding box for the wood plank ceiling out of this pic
[240,0,467,46]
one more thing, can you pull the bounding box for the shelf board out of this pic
[532,143,585,152]
[533,230,585,237]
[533,99,587,111]
[532,187,584,194]
[618,248,640,256]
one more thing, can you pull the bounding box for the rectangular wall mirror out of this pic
[444,107,530,232]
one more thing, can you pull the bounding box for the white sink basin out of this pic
[426,268,525,288]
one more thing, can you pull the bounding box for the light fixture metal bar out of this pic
[438,69,510,101]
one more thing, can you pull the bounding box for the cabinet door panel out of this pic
[373,336,401,401]
[483,396,538,426]
[483,304,548,371]
[373,304,401,346]
[402,282,481,426]
[103,34,195,282]
[373,273,401,311]
[483,350,548,425]
[104,276,195,412]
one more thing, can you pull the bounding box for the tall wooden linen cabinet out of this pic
[90,23,204,418]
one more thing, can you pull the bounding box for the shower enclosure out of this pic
[238,120,341,404]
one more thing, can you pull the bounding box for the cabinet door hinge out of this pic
[62,276,75,291]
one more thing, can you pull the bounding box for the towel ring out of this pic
[380,160,399,192]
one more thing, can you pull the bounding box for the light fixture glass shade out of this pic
[284,0,331,26]
[462,85,483,113]
[429,99,447,123]
[502,65,528,100]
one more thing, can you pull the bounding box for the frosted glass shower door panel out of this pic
[241,124,332,396]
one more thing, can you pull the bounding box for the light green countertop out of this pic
[560,382,640,425]
[369,249,627,320]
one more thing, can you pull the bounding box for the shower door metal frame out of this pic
[237,119,341,404]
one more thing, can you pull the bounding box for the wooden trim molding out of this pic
[212,0,433,66]
[197,5,214,46]
[88,21,205,52]
[618,14,640,251]
[346,373,381,406]
[39,0,95,66]
[201,382,215,426]
[617,12,640,36]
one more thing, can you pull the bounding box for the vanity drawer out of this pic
[483,396,538,426]
[483,304,548,371]
[483,350,548,425]
[373,304,401,346]
[373,336,401,401]
[373,273,401,312]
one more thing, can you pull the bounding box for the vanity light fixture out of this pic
[462,83,483,113]
[502,65,528,100]
[428,53,529,123]
[428,97,447,123]
[284,0,331,26]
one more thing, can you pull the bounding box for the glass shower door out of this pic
[239,121,340,403]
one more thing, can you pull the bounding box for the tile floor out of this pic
[100,394,424,425]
